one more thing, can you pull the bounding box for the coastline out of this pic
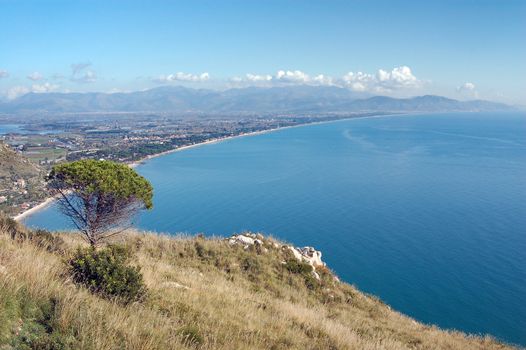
[128,124,302,168]
[126,112,403,168]
[15,113,392,221]
[14,196,57,221]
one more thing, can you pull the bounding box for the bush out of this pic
[4,294,77,350]
[68,245,146,303]
[0,212,25,239]
[283,258,319,290]
[27,229,66,253]
[0,215,65,253]
[284,258,312,275]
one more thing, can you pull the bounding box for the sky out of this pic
[1,0,525,104]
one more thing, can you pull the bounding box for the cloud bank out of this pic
[6,82,59,99]
[0,65,452,100]
[27,72,44,81]
[456,82,478,99]
[156,72,210,83]
[342,66,420,92]
[229,66,421,93]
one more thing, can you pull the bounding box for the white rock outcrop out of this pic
[297,246,325,267]
[227,234,330,281]
[228,234,263,249]
[229,234,325,266]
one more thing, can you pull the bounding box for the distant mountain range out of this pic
[0,85,514,115]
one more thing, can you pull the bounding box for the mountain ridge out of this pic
[0,85,513,115]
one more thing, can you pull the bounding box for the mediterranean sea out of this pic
[24,112,526,346]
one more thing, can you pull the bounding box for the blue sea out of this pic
[24,112,526,346]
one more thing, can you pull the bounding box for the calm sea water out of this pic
[24,112,526,346]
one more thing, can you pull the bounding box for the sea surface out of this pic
[24,112,526,346]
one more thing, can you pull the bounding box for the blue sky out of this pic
[1,0,525,104]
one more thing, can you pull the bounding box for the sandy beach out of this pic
[14,196,57,221]
[127,125,301,168]
[15,125,296,221]
[14,115,377,221]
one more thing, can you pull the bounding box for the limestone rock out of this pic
[297,246,325,267]
[229,234,255,247]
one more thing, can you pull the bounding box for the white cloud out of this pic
[457,82,475,92]
[156,72,210,83]
[70,62,97,83]
[31,82,59,93]
[342,66,420,92]
[6,86,30,100]
[71,70,97,83]
[231,70,334,86]
[27,71,44,81]
[228,66,421,93]
[0,70,8,79]
[246,73,272,82]
[341,72,375,91]
[456,82,478,99]
[5,83,59,100]
[313,74,334,85]
[275,70,311,83]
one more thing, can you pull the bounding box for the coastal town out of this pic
[0,112,371,217]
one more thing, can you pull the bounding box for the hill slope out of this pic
[0,142,46,215]
[0,222,513,350]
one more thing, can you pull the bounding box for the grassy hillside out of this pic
[0,142,46,215]
[0,220,513,349]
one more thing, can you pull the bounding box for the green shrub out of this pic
[303,273,319,291]
[284,258,312,275]
[283,258,320,290]
[3,293,77,350]
[68,245,146,303]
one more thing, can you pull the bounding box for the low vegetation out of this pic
[0,215,513,349]
[68,245,146,304]
[0,142,46,216]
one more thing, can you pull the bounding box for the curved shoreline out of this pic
[14,196,57,221]
[126,115,386,168]
[15,113,398,221]
[15,126,303,221]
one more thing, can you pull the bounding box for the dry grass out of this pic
[0,224,515,350]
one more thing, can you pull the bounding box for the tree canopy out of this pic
[47,160,153,246]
